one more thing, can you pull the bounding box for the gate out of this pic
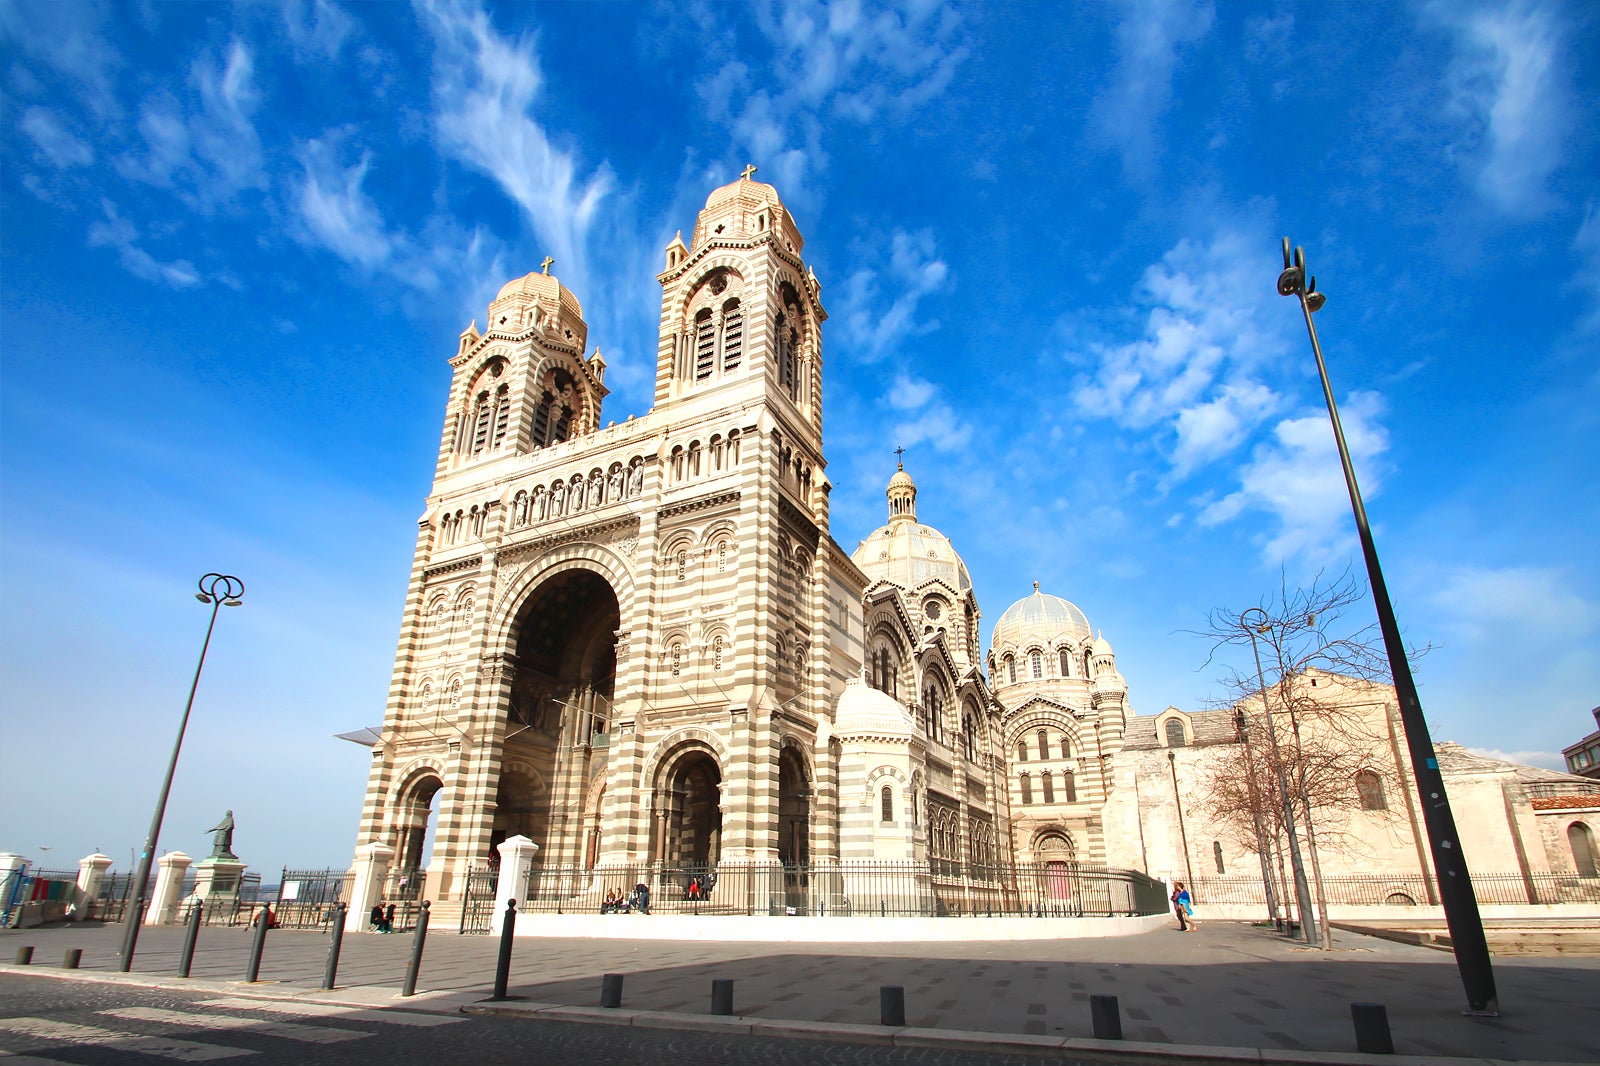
[274,868,352,929]
[459,863,498,934]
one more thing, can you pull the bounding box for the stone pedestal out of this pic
[73,853,113,921]
[145,851,192,926]
[344,841,394,932]
[492,835,539,928]
[191,857,248,901]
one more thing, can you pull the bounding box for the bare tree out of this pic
[1191,569,1419,949]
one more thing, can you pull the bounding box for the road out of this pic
[0,975,1057,1065]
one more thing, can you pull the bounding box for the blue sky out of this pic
[3,0,1596,876]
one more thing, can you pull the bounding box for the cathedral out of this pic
[350,173,1600,921]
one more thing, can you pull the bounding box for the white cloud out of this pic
[1428,0,1570,218]
[1090,0,1215,180]
[1465,747,1567,772]
[292,137,399,272]
[1199,391,1389,563]
[86,200,201,289]
[839,228,949,363]
[1573,201,1600,335]
[884,373,971,453]
[19,107,94,168]
[0,0,122,119]
[1427,564,1598,642]
[283,0,355,60]
[1171,381,1279,477]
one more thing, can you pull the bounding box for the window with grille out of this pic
[531,391,552,444]
[1059,648,1071,676]
[695,311,715,381]
[881,786,894,823]
[1006,656,1016,683]
[721,302,742,372]
[1165,719,1187,747]
[471,392,491,453]
[491,385,510,449]
[551,404,571,443]
[1031,650,1042,678]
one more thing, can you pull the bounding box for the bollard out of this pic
[1090,994,1123,1040]
[322,903,347,990]
[15,946,34,965]
[711,978,734,1016]
[400,900,431,997]
[600,973,624,1008]
[62,949,82,970]
[244,905,271,983]
[879,985,906,1027]
[178,899,203,978]
[1351,1002,1394,1055]
[490,900,517,1001]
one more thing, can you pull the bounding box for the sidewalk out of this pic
[3,920,1594,1064]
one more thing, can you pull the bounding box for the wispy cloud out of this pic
[1573,201,1600,335]
[282,0,356,61]
[1198,391,1389,564]
[1427,564,1598,642]
[86,200,202,289]
[291,136,401,272]
[1427,0,1570,219]
[885,371,971,453]
[838,228,950,363]
[1090,0,1215,181]
[19,107,94,168]
[0,0,123,119]
[1465,747,1566,772]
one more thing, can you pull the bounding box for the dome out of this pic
[1092,633,1114,656]
[833,677,915,739]
[887,467,915,492]
[493,268,584,320]
[852,522,973,593]
[704,174,782,213]
[990,583,1092,653]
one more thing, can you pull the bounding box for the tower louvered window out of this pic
[531,391,552,444]
[721,301,742,372]
[695,311,715,381]
[471,392,491,454]
[491,385,510,449]
[552,404,572,443]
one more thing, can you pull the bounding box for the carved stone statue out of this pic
[205,810,237,860]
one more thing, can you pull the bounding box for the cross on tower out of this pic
[894,445,906,468]
[740,163,758,181]
[541,255,555,275]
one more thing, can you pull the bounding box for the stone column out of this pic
[73,853,113,922]
[145,852,192,926]
[0,853,26,912]
[344,841,394,932]
[491,835,539,927]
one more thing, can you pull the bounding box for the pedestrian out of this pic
[687,877,702,901]
[384,902,397,933]
[632,881,651,915]
[370,901,385,932]
[1177,883,1197,930]
[1170,882,1189,932]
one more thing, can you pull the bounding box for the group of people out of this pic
[369,900,398,933]
[600,883,651,914]
[1170,881,1198,932]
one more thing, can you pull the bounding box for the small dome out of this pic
[493,268,584,320]
[1092,633,1114,656]
[833,677,916,739]
[887,467,915,492]
[991,584,1092,653]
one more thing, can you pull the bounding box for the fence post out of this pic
[711,978,734,1016]
[178,898,202,978]
[322,903,347,990]
[1090,994,1123,1039]
[244,904,271,982]
[400,900,431,996]
[490,900,517,1000]
[880,985,906,1026]
[62,948,82,969]
[600,973,624,1008]
[1351,1003,1394,1054]
[15,946,33,965]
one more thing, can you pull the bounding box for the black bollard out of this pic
[1090,994,1123,1040]
[15,946,33,965]
[178,899,203,978]
[400,900,431,997]
[244,905,271,983]
[600,973,624,1008]
[1351,1002,1394,1055]
[62,949,82,970]
[490,900,517,1001]
[880,985,906,1027]
[711,978,734,1016]
[322,903,347,990]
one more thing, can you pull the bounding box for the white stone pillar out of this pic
[491,836,539,928]
[73,853,113,921]
[145,851,192,926]
[0,853,26,912]
[344,841,394,932]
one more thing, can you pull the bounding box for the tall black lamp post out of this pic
[119,573,244,972]
[1276,239,1497,1013]
[1233,708,1282,929]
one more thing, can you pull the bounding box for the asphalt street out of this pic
[0,975,1071,1066]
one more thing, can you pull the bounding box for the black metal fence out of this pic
[460,864,499,934]
[1186,871,1600,908]
[496,861,1168,920]
[268,868,352,930]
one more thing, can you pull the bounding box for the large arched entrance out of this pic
[493,568,619,865]
[653,747,723,869]
[395,772,442,875]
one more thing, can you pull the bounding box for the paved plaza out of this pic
[3,920,1596,1064]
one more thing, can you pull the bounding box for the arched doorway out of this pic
[1033,828,1076,906]
[777,746,811,866]
[653,747,723,869]
[395,773,442,874]
[1570,822,1599,878]
[495,568,619,864]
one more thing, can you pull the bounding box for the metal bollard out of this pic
[322,903,347,990]
[1351,1002,1394,1055]
[879,985,906,1027]
[400,900,431,997]
[1090,994,1123,1040]
[490,900,517,1001]
[62,949,82,970]
[178,898,203,978]
[244,905,271,983]
[15,946,34,965]
[711,978,734,1016]
[600,973,624,1008]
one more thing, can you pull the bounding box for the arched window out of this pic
[777,312,797,398]
[1017,740,1028,762]
[1041,771,1055,803]
[1569,822,1598,877]
[694,309,715,381]
[1031,650,1043,678]
[490,384,510,449]
[1037,730,1049,761]
[1060,735,1071,759]
[470,391,492,454]
[1213,841,1226,874]
[1059,648,1071,676]
[721,299,743,372]
[1165,719,1187,747]
[1063,770,1077,802]
[1006,656,1016,683]
[1019,774,1032,804]
[551,403,571,443]
[1356,770,1387,811]
[881,786,894,824]
[531,390,552,445]
[1083,649,1093,678]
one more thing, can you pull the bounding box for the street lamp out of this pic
[1241,609,1316,945]
[1233,708,1282,930]
[1166,751,1195,895]
[118,573,244,972]
[1277,239,1497,1013]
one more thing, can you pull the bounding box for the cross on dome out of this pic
[540,255,554,275]
[740,163,758,181]
[894,445,906,469]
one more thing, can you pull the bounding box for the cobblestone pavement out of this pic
[3,920,1596,1062]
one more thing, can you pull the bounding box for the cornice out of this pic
[423,555,483,582]
[497,515,641,564]
[659,489,740,521]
